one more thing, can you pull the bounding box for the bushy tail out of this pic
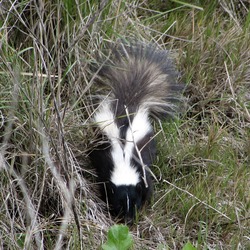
[93,42,184,119]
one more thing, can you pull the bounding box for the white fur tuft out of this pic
[94,100,120,139]
[125,108,152,144]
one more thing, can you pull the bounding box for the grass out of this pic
[0,0,249,249]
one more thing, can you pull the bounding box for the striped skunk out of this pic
[89,42,183,223]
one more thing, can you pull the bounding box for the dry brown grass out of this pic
[0,0,249,249]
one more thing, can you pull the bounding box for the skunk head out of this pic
[106,181,148,223]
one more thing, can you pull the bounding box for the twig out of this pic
[163,179,232,221]
[124,105,148,188]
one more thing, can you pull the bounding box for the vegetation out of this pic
[0,0,249,249]
[102,225,133,250]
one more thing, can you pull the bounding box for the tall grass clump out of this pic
[0,0,249,249]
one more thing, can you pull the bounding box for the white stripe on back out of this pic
[94,102,152,186]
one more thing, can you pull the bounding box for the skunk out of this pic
[89,42,183,223]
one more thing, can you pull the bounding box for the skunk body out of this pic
[90,42,182,223]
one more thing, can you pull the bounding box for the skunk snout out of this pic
[107,183,144,223]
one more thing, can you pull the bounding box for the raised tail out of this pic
[93,42,184,120]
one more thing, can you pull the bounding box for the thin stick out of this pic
[124,106,148,188]
[163,179,232,221]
